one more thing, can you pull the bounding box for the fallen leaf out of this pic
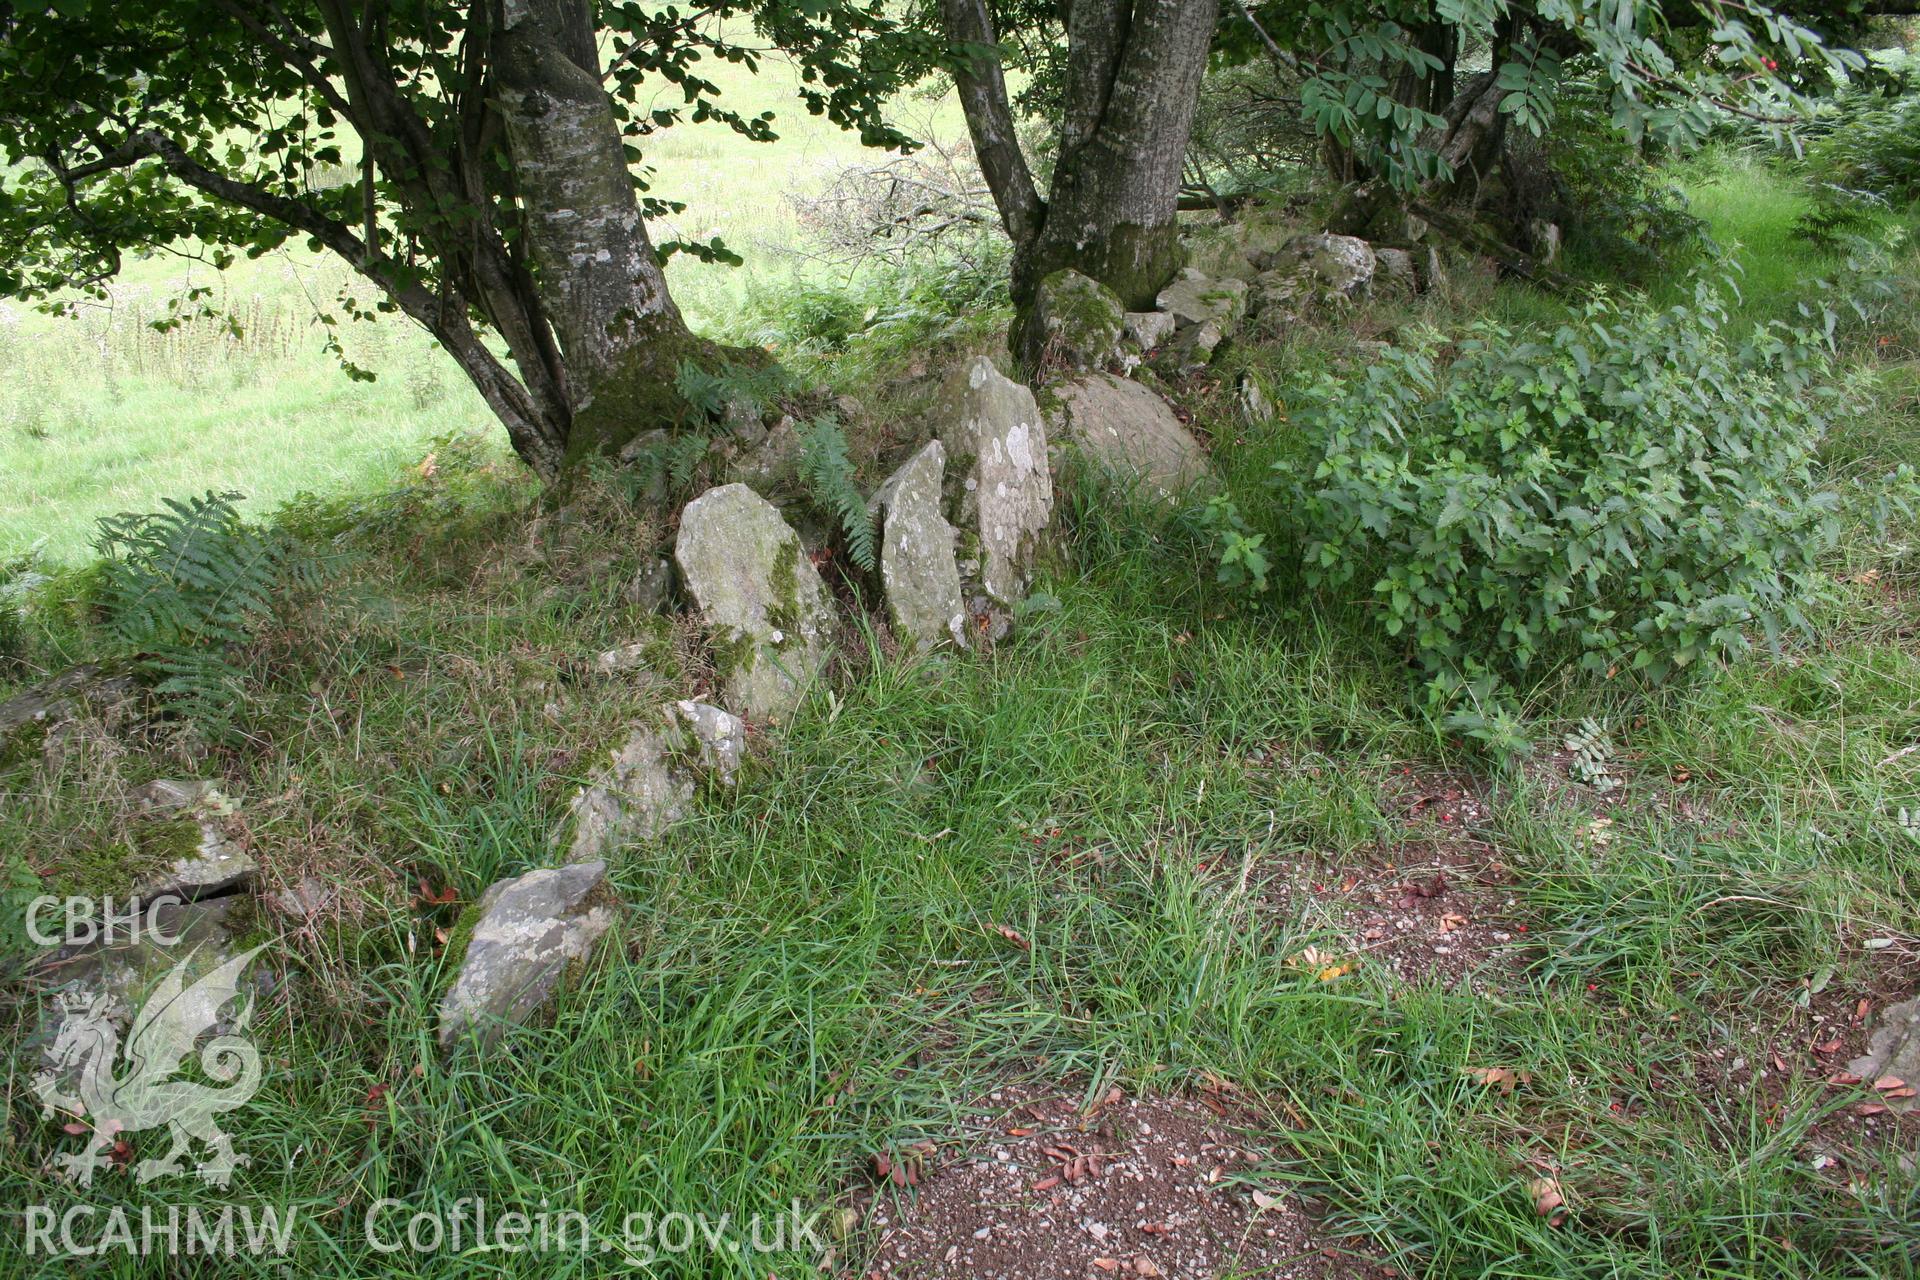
[1133,1259,1162,1277]
[1872,1076,1908,1092]
[1463,1066,1528,1095]
[1855,1103,1890,1117]
[1006,1126,1034,1137]
[1529,1176,1566,1220]
[1032,1175,1062,1192]
[1091,1259,1120,1273]
[1437,912,1469,936]
[1813,1038,1842,1055]
[992,924,1031,951]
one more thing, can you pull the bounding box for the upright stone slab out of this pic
[936,358,1053,607]
[1048,374,1212,503]
[674,483,836,723]
[564,699,747,862]
[869,441,966,650]
[437,861,617,1052]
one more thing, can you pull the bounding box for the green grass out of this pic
[3,143,1919,1279]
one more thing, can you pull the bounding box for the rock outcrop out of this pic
[436,861,618,1051]
[128,780,257,901]
[869,441,966,650]
[675,483,836,722]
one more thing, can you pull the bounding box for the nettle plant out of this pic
[1268,276,1905,748]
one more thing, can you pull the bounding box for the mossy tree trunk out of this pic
[943,0,1221,365]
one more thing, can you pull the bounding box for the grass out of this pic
[2,144,1919,1277]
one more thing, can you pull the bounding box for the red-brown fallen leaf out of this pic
[1854,999,1871,1025]
[1855,1103,1890,1117]
[1813,1038,1843,1055]
[1464,1066,1530,1095]
[1771,1053,1788,1073]
[1132,1259,1162,1277]
[1437,912,1469,936]
[1031,1175,1062,1192]
[1529,1177,1566,1222]
[1828,1072,1863,1087]
[993,924,1031,950]
[61,1122,88,1136]
[1091,1259,1120,1273]
[1872,1076,1908,1092]
[1883,1086,1918,1100]
[1139,1222,1170,1236]
[1007,1126,1034,1137]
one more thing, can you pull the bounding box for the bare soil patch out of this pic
[853,1088,1377,1279]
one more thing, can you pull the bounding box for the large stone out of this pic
[437,861,617,1051]
[564,724,689,861]
[1154,268,1248,334]
[869,442,966,650]
[1270,232,1376,298]
[675,483,836,722]
[29,897,260,1103]
[1849,998,1920,1115]
[1373,247,1417,295]
[0,664,141,765]
[936,358,1054,608]
[129,782,256,901]
[1029,270,1126,372]
[1048,374,1211,503]
[1122,311,1176,353]
[562,700,745,861]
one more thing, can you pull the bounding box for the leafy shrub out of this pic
[1497,72,1710,277]
[1793,55,1920,245]
[94,491,310,737]
[1258,277,1900,748]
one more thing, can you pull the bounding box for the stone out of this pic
[1237,212,1300,270]
[1122,311,1176,353]
[623,558,674,613]
[1154,268,1248,333]
[0,663,141,765]
[436,861,617,1051]
[1373,247,1417,295]
[936,358,1054,608]
[564,723,688,860]
[868,442,966,650]
[1848,998,1920,1115]
[1028,269,1127,372]
[273,877,333,918]
[1272,232,1376,298]
[668,700,746,784]
[563,700,746,861]
[592,642,658,676]
[675,483,836,722]
[1237,375,1276,425]
[1047,374,1211,502]
[1527,219,1563,266]
[129,781,256,901]
[1418,245,1447,293]
[724,414,805,497]
[30,896,258,1100]
[1160,318,1225,372]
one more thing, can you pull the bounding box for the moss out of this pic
[0,716,48,776]
[765,536,804,641]
[562,327,775,472]
[435,898,486,987]
[51,828,173,899]
[710,626,761,687]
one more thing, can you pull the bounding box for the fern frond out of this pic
[797,417,877,572]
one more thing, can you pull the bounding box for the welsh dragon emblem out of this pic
[32,945,265,1188]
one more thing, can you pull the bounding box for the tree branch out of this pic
[939,0,1043,246]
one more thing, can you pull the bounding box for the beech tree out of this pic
[0,0,919,479]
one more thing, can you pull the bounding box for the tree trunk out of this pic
[944,0,1220,366]
[491,0,713,468]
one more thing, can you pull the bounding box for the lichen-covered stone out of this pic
[1238,375,1276,425]
[564,723,689,861]
[869,442,966,650]
[1154,268,1248,333]
[1048,374,1211,503]
[675,483,835,722]
[436,861,617,1052]
[1373,247,1417,294]
[936,358,1054,608]
[1270,233,1376,298]
[1122,311,1176,353]
[128,781,255,902]
[0,664,141,767]
[1029,270,1127,372]
[668,700,746,784]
